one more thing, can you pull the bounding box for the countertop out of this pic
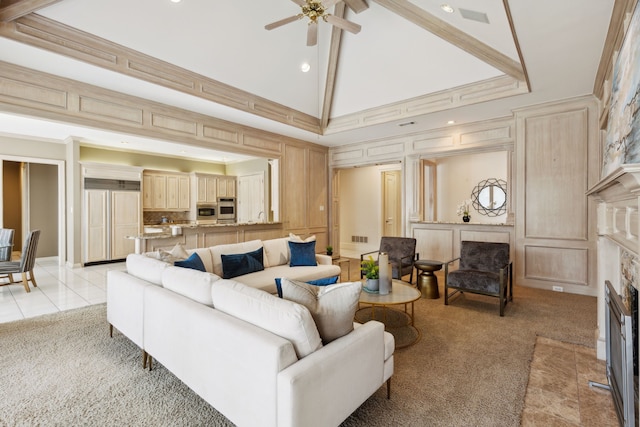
[128,221,282,239]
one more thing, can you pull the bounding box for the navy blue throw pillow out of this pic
[288,241,317,267]
[221,247,264,279]
[174,252,206,272]
[275,275,339,298]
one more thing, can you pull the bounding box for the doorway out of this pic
[382,170,401,237]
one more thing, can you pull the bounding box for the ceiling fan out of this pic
[265,0,368,46]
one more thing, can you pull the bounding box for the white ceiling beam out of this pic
[371,0,526,82]
[321,1,346,130]
[0,0,62,22]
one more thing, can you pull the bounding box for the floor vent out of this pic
[351,236,368,243]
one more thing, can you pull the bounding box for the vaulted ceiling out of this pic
[0,0,616,161]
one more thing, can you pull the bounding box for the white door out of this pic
[382,171,401,237]
[84,189,108,263]
[237,173,265,223]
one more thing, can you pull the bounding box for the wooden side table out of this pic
[331,256,351,281]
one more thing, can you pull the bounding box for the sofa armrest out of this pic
[277,321,389,427]
[315,253,332,265]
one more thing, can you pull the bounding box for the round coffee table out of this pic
[356,279,421,348]
[414,260,443,299]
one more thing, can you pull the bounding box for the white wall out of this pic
[338,164,401,258]
[435,151,508,223]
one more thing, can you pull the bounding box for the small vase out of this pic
[366,279,379,292]
[462,215,470,222]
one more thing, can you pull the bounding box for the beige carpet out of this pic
[0,285,596,426]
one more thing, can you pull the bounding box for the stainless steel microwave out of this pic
[196,204,217,222]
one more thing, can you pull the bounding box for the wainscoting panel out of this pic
[413,228,454,263]
[523,245,588,286]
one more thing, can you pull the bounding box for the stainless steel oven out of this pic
[196,203,217,223]
[217,197,236,223]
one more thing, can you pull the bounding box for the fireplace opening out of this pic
[595,281,639,427]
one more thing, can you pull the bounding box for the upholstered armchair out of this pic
[0,229,40,293]
[0,228,14,262]
[444,241,512,316]
[361,237,419,283]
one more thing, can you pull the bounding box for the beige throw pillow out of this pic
[288,233,316,243]
[280,278,362,344]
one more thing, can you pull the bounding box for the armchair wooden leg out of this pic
[21,272,30,293]
[109,324,113,338]
[143,350,149,369]
[29,270,37,288]
[387,378,391,399]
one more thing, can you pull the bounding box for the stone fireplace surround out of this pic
[587,164,640,361]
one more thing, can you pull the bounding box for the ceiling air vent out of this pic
[459,8,490,24]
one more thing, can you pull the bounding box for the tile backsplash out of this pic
[144,211,192,225]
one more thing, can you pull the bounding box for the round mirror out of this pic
[471,178,507,216]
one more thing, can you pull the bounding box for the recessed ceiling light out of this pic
[170,0,182,3]
[301,62,311,73]
[121,141,128,144]
[447,120,456,125]
[441,4,454,13]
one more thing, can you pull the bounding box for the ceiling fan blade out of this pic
[324,14,361,34]
[322,0,341,8]
[343,0,369,13]
[307,22,318,46]
[290,0,306,6]
[265,14,302,31]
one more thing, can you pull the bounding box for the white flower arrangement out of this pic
[456,199,472,216]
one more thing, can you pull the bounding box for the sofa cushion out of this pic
[236,264,342,294]
[279,278,362,344]
[288,241,317,267]
[288,233,316,242]
[211,280,322,358]
[162,266,221,306]
[221,247,264,279]
[126,253,169,286]
[275,276,339,298]
[147,243,189,263]
[210,240,264,277]
[174,252,206,272]
[262,237,290,268]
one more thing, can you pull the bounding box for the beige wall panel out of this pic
[460,230,511,244]
[460,126,511,146]
[243,134,282,153]
[126,60,196,91]
[244,228,284,242]
[78,96,143,124]
[366,143,404,158]
[413,136,455,151]
[253,101,289,122]
[405,95,452,113]
[283,145,307,230]
[363,108,403,124]
[524,109,588,240]
[332,149,364,163]
[308,149,328,229]
[524,245,588,286]
[413,228,454,263]
[312,231,328,253]
[203,231,239,247]
[0,76,67,109]
[151,114,197,135]
[202,125,239,144]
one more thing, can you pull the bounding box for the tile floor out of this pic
[520,338,619,426]
[0,257,125,324]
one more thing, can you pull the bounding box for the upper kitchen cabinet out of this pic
[217,176,236,198]
[143,171,190,211]
[194,173,218,204]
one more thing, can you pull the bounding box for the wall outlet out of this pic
[552,285,564,292]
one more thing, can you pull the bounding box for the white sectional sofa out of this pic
[106,238,394,427]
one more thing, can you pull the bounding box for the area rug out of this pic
[0,284,597,426]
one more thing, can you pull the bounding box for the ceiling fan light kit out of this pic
[265,0,366,46]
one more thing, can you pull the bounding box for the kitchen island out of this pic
[127,222,284,254]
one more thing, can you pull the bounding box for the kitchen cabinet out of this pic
[143,171,190,211]
[195,174,218,204]
[217,176,236,198]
